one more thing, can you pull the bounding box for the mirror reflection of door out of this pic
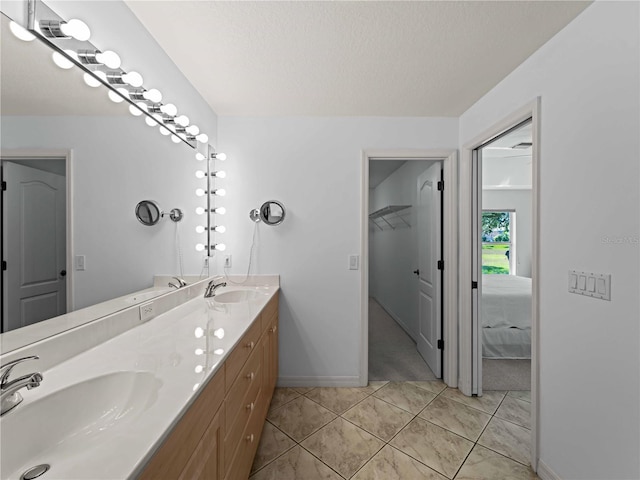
[1,159,67,332]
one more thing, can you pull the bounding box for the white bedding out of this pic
[481,274,532,329]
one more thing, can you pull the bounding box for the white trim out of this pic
[482,185,532,191]
[537,460,562,480]
[1,148,74,312]
[360,149,458,389]
[278,376,361,388]
[459,98,541,470]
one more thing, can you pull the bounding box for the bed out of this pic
[481,274,532,359]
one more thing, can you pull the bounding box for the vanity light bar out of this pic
[25,0,211,150]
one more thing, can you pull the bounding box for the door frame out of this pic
[459,98,541,469]
[360,149,458,388]
[1,149,74,323]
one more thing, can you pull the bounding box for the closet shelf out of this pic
[369,205,411,230]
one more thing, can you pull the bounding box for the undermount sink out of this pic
[0,371,161,480]
[213,289,263,304]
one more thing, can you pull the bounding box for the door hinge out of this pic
[2,261,6,271]
[437,339,444,350]
[437,260,444,270]
[472,281,478,289]
[1,181,6,192]
[437,180,444,191]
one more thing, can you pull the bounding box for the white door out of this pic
[2,161,66,332]
[416,162,442,377]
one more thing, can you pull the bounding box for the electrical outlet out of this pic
[139,301,155,322]
[224,255,232,268]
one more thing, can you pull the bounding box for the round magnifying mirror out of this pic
[259,200,286,226]
[135,200,162,226]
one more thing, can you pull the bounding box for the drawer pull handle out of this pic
[246,434,254,443]
[246,372,255,381]
[246,341,255,349]
[271,326,277,333]
[246,402,255,411]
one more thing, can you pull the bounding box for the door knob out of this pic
[60,270,67,277]
[413,269,420,276]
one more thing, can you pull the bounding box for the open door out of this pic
[2,161,67,332]
[416,162,443,378]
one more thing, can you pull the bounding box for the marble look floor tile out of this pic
[367,381,389,392]
[352,445,448,480]
[478,417,531,465]
[305,387,371,414]
[373,382,437,414]
[251,421,296,474]
[440,388,506,414]
[508,390,532,403]
[301,417,384,479]
[249,445,342,480]
[293,387,317,394]
[267,396,337,442]
[390,417,473,478]
[456,445,538,480]
[418,396,491,441]
[408,380,447,395]
[268,388,301,412]
[495,396,531,429]
[342,395,414,441]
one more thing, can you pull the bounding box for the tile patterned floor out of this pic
[250,382,538,479]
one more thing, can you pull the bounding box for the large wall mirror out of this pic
[0,9,206,351]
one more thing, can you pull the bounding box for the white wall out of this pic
[218,117,458,384]
[460,2,639,478]
[482,189,532,277]
[369,160,434,339]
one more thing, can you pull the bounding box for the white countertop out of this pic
[0,278,279,480]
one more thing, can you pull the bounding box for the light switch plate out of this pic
[349,254,359,270]
[568,270,611,301]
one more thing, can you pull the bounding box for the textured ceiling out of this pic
[125,0,590,117]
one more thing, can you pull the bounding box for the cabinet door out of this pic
[179,408,224,480]
[267,314,278,399]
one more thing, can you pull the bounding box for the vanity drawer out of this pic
[224,373,262,472]
[225,345,262,432]
[260,295,279,333]
[225,388,266,480]
[225,319,261,392]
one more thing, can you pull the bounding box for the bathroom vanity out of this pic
[0,276,279,480]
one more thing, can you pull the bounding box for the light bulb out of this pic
[194,365,204,374]
[143,88,162,103]
[213,207,226,215]
[213,170,226,178]
[160,103,177,116]
[129,103,146,117]
[83,72,99,88]
[195,243,206,252]
[122,71,143,87]
[195,348,204,356]
[192,383,200,392]
[52,51,75,69]
[196,133,208,143]
[108,88,128,103]
[95,50,121,69]
[214,328,225,339]
[215,152,227,161]
[60,19,91,41]
[195,188,206,197]
[195,225,206,234]
[9,21,35,41]
[195,207,206,215]
[194,327,204,338]
[213,348,224,356]
[213,189,226,197]
[175,115,189,127]
[213,225,226,233]
[195,152,205,161]
[214,244,226,252]
[195,170,206,179]
[171,134,181,144]
[186,125,200,136]
[145,115,159,127]
[159,126,171,136]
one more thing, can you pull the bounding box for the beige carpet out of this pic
[482,358,531,391]
[368,298,437,381]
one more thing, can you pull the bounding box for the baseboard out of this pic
[373,297,417,342]
[537,460,562,480]
[277,376,361,388]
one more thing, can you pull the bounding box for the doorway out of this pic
[1,153,71,333]
[360,149,458,388]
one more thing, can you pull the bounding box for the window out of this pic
[482,210,515,274]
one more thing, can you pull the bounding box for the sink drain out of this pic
[20,464,50,480]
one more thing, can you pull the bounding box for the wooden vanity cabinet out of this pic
[138,293,279,480]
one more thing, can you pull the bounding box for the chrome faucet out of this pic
[1,356,43,416]
[168,276,188,289]
[204,279,227,298]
